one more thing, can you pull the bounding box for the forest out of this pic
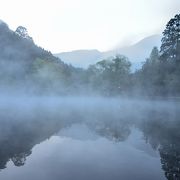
[0,14,179,97]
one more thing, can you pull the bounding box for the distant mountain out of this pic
[105,34,162,62]
[55,34,162,70]
[54,49,102,68]
[106,34,162,71]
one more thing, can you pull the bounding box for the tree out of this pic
[134,47,162,95]
[142,47,159,71]
[159,14,180,95]
[15,26,33,41]
[160,14,180,63]
[86,55,131,95]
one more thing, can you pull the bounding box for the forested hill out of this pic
[0,22,61,70]
[0,21,80,94]
[0,14,179,96]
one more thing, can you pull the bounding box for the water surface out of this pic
[0,97,179,180]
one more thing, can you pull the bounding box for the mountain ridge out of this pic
[55,34,162,70]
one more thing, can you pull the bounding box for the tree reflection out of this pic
[11,151,32,167]
[0,99,180,180]
[0,105,133,170]
[140,112,180,180]
[0,114,69,170]
[87,120,131,142]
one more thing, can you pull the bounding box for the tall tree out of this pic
[135,47,161,95]
[160,14,180,63]
[159,14,180,94]
[86,55,131,95]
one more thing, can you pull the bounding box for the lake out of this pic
[0,97,179,180]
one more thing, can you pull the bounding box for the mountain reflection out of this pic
[0,98,179,180]
[0,115,63,169]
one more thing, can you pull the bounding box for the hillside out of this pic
[0,21,75,94]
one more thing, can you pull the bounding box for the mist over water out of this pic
[0,96,179,180]
[0,3,179,180]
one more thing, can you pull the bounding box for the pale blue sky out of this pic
[0,0,179,52]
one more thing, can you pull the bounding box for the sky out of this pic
[0,0,179,53]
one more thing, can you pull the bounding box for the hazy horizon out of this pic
[0,0,179,53]
[0,4,180,179]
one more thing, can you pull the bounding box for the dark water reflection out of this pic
[0,97,180,180]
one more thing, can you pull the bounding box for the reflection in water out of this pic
[141,117,180,180]
[0,97,179,180]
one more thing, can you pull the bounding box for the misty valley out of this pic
[0,11,179,180]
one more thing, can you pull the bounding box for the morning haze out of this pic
[0,0,179,52]
[0,1,180,180]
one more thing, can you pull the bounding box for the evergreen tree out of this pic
[135,47,161,95]
[15,26,33,41]
[159,14,180,95]
[160,14,180,63]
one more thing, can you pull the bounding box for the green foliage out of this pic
[160,14,180,63]
[1,14,180,96]
[133,14,180,96]
[86,55,131,95]
[139,47,161,95]
[31,58,77,94]
[159,14,180,95]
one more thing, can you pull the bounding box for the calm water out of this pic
[0,97,179,180]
